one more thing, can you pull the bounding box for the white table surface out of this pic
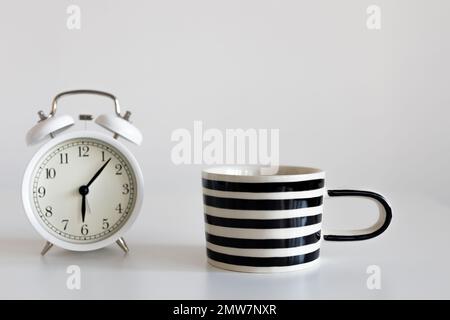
[1,190,448,300]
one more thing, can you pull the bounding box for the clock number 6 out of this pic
[81,224,88,235]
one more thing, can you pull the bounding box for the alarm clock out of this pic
[22,90,144,255]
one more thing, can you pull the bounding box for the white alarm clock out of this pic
[22,90,144,255]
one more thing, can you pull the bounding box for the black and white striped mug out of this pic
[202,166,392,273]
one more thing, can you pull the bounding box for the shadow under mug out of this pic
[202,166,392,273]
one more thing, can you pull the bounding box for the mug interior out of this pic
[202,165,324,182]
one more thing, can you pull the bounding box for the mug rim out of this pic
[202,165,325,183]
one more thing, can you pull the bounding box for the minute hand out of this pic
[87,158,111,187]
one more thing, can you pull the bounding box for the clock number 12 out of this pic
[78,146,89,157]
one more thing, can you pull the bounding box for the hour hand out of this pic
[79,185,89,223]
[81,194,86,223]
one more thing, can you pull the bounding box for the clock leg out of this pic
[40,241,53,256]
[116,237,129,254]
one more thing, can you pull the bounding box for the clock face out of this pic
[28,137,137,244]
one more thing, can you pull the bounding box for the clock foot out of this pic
[40,241,53,256]
[116,237,129,254]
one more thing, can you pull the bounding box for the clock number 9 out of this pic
[37,186,46,198]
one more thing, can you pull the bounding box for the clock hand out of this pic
[79,158,111,223]
[81,194,86,223]
[86,158,111,188]
[79,185,89,223]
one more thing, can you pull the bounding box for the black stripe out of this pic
[206,232,321,248]
[202,178,324,193]
[203,195,323,210]
[205,214,322,229]
[207,248,320,267]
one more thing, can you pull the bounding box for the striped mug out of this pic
[202,166,392,273]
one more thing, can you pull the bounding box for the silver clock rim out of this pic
[22,131,144,251]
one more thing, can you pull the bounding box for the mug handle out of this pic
[323,189,392,241]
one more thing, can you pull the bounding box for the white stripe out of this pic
[206,241,321,258]
[204,205,323,219]
[205,223,322,239]
[202,187,324,200]
[207,257,320,273]
[202,171,325,183]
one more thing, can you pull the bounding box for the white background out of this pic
[0,0,449,299]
